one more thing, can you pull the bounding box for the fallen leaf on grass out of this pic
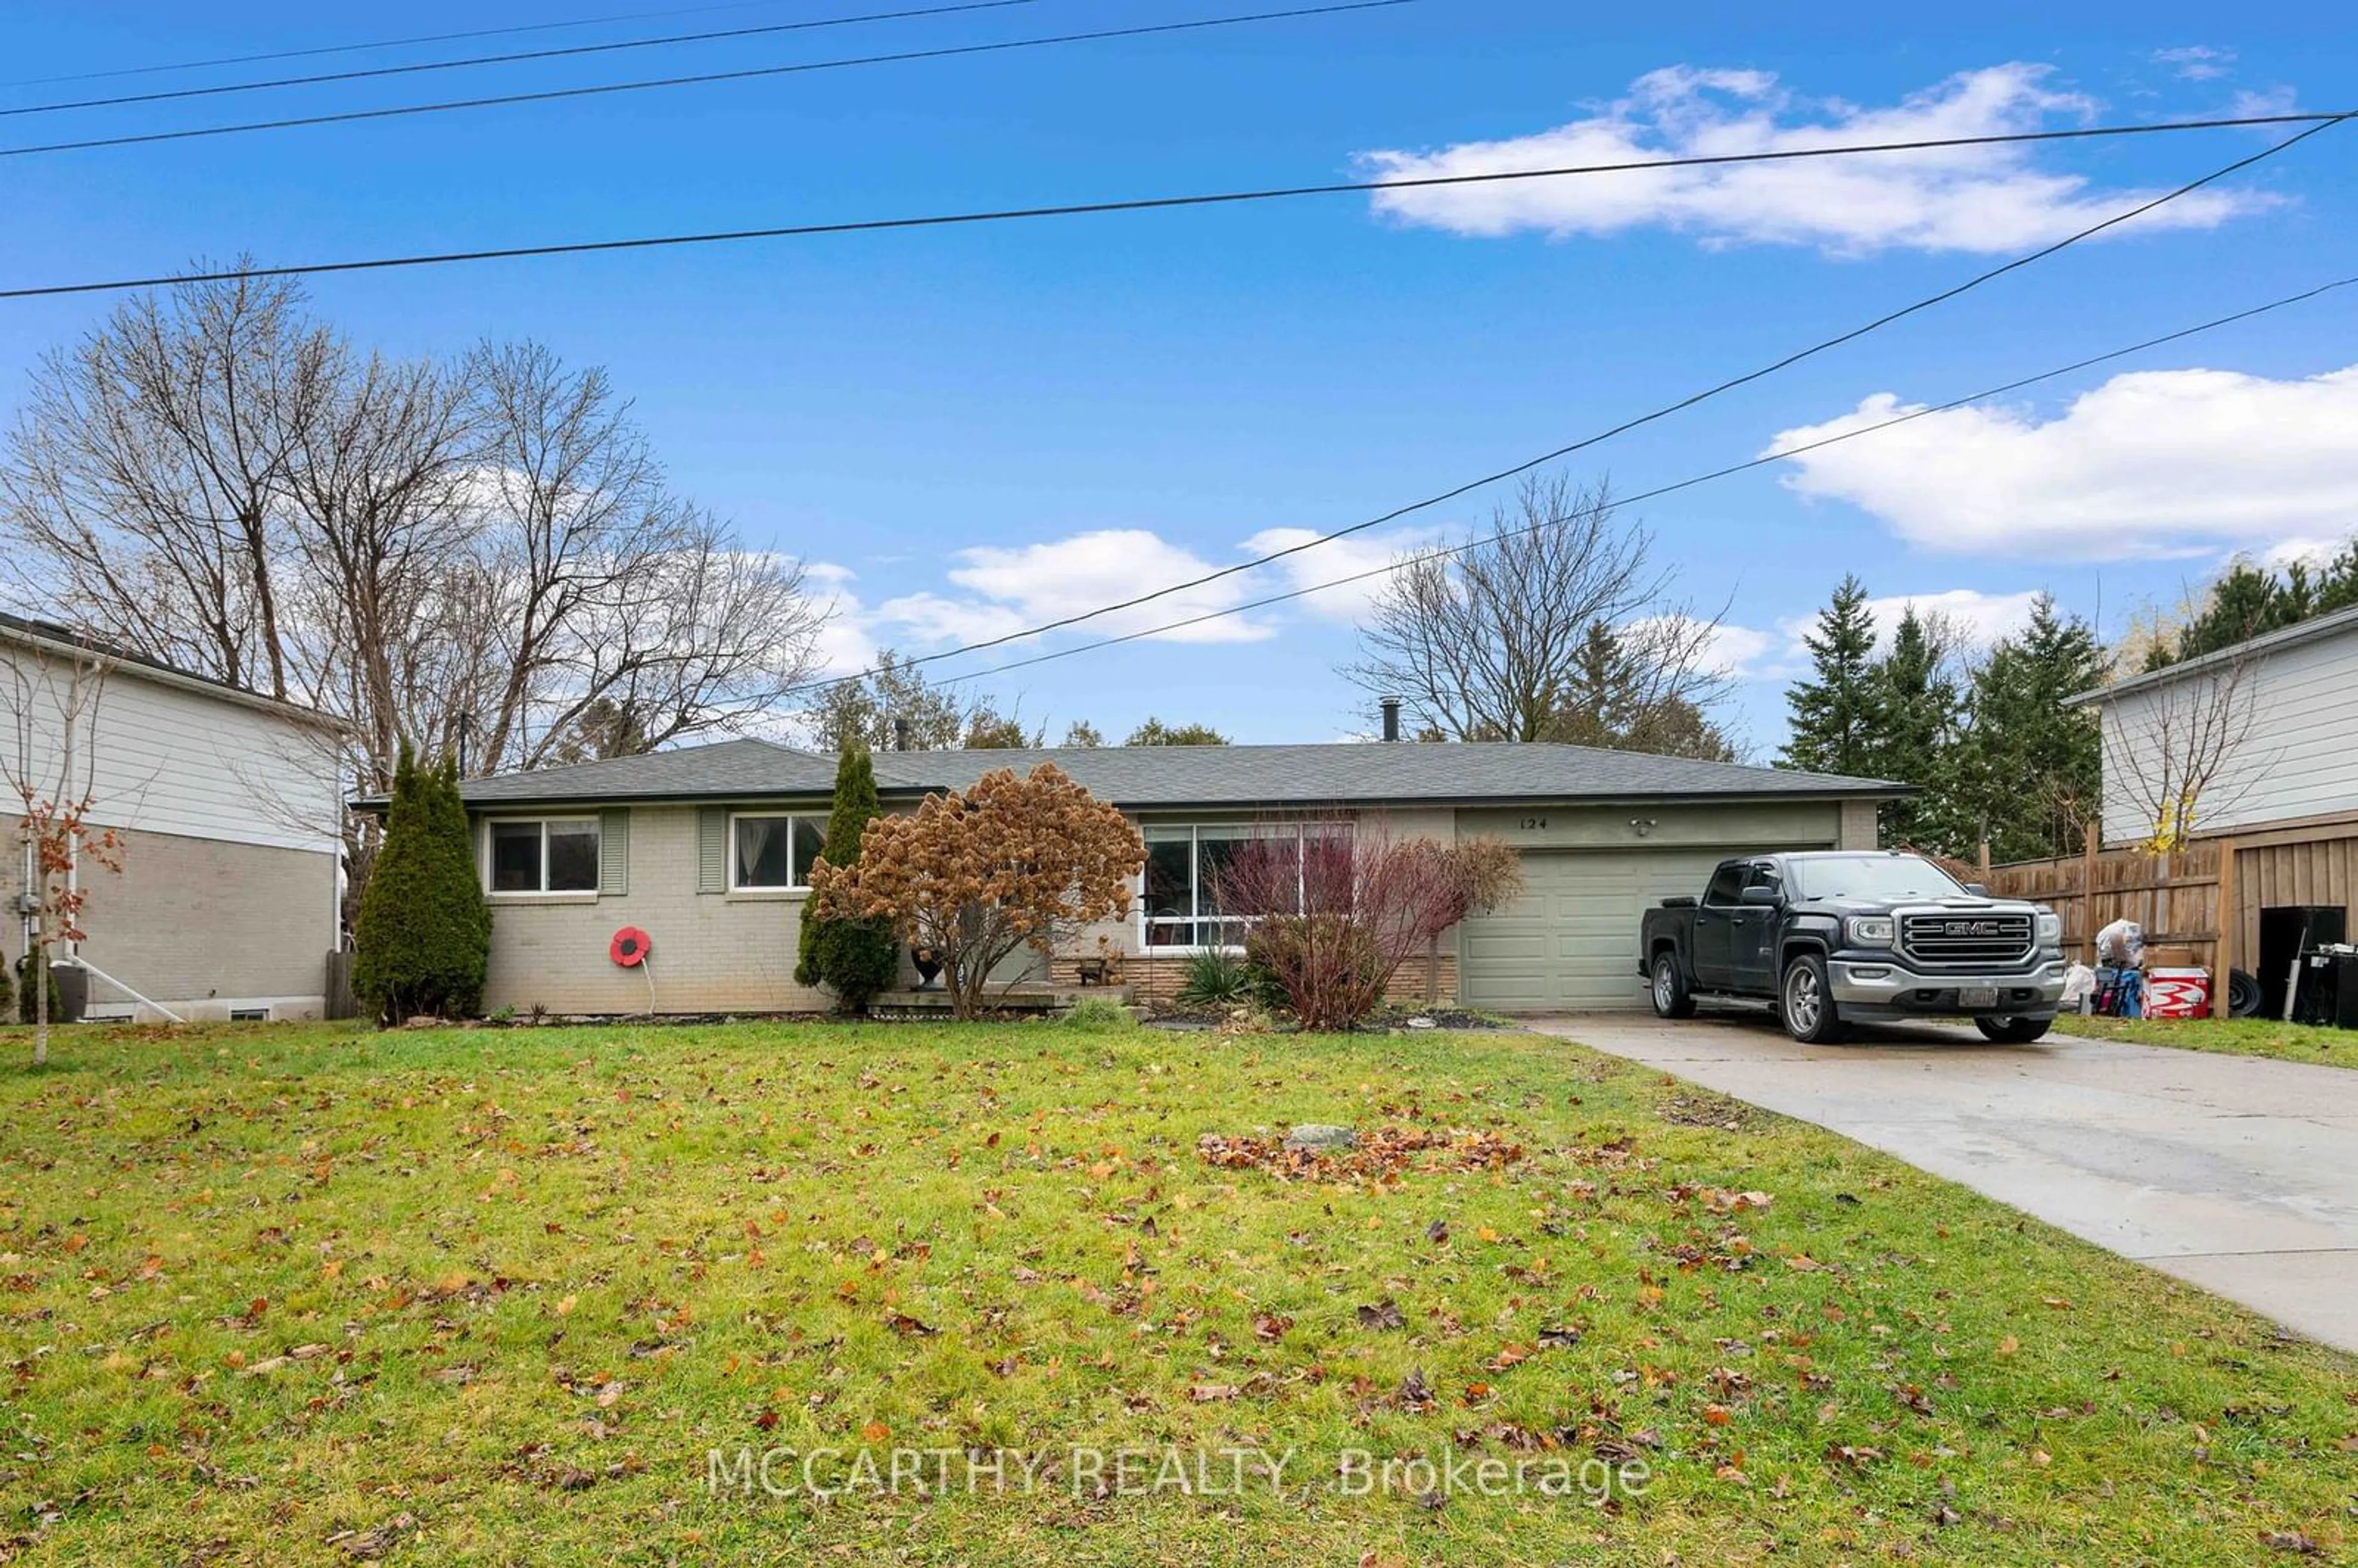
[1356,1300,1406,1330]
[884,1312,936,1337]
[331,1513,416,1561]
[2260,1530,2322,1555]
[1536,1325,1582,1348]
[1995,1336,2020,1357]
[1251,1313,1292,1342]
[1188,1382,1242,1403]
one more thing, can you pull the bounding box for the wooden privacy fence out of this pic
[1981,829,2229,975]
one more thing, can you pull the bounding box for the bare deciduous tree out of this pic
[1,274,828,915]
[1344,473,1733,756]
[2105,644,2268,853]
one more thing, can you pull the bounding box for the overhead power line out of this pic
[922,270,2358,692]
[0,109,2338,301]
[1,0,814,89]
[0,0,1056,119]
[0,0,1420,160]
[755,112,2349,699]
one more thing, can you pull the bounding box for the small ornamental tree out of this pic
[0,635,125,1065]
[794,745,899,1012]
[1218,820,1522,1031]
[809,763,1143,1020]
[352,747,491,1025]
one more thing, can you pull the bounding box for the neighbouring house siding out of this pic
[2096,627,2358,844]
[72,825,337,1019]
[0,634,344,1022]
[0,641,342,856]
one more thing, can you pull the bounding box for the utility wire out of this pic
[0,0,1056,119]
[0,0,1419,160]
[0,110,2338,301]
[914,270,2358,691]
[759,112,2350,699]
[2,0,812,89]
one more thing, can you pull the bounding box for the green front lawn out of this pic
[0,1018,2352,1564]
[2055,1013,2357,1069]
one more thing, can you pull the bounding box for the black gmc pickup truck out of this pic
[1639,850,2067,1044]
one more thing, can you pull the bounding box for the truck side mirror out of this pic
[1964,882,1990,897]
[1738,884,1779,906]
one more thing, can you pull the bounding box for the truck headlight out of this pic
[1846,915,1894,947]
[2036,912,2063,946]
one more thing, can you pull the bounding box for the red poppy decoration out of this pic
[609,926,652,968]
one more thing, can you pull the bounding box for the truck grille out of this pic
[1898,911,2034,969]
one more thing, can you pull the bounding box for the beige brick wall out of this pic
[483,805,831,1015]
[62,823,338,1017]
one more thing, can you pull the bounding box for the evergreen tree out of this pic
[794,745,900,1012]
[1953,596,2106,863]
[352,747,492,1024]
[1780,575,1880,777]
[1866,606,1963,848]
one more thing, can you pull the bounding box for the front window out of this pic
[488,818,600,893]
[731,813,825,890]
[1788,854,1966,902]
[1140,823,1346,949]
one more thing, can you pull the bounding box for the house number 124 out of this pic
[1519,816,1548,830]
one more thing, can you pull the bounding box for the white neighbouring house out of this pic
[2077,602,2358,848]
[0,614,346,1022]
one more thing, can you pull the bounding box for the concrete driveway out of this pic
[1524,1009,2358,1354]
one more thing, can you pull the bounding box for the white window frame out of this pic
[1135,821,1347,955]
[484,816,602,898]
[728,811,823,892]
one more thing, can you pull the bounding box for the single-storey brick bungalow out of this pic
[436,737,1899,1014]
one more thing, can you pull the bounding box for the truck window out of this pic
[1703,863,1746,906]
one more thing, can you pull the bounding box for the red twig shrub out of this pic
[1214,818,1524,1031]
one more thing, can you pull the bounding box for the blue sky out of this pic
[3,0,2354,754]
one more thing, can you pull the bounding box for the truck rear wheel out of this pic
[1649,952,1695,1019]
[1780,953,1848,1044]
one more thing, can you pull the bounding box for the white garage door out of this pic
[1461,847,1753,1012]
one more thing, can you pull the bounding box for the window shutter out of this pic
[698,806,727,893]
[599,808,629,896]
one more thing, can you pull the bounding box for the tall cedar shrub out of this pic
[352,748,491,1024]
[795,746,900,1012]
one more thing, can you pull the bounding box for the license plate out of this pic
[1958,987,2001,1009]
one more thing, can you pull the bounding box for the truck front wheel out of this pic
[1974,1015,2050,1044]
[1780,954,1849,1044]
[1649,952,1695,1019]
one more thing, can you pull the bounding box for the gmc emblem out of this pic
[1943,920,2001,936]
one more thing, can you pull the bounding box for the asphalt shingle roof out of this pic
[440,736,1903,810]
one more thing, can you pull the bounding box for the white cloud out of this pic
[1767,589,2043,676]
[1359,63,2275,255]
[932,529,1275,646]
[869,591,1039,650]
[1766,364,2358,560]
[1235,525,1441,619]
[2260,535,2354,572]
[2152,45,2235,82]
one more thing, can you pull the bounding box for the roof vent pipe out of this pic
[1380,696,1402,743]
[893,716,912,752]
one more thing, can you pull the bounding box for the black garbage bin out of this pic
[52,961,88,1024]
